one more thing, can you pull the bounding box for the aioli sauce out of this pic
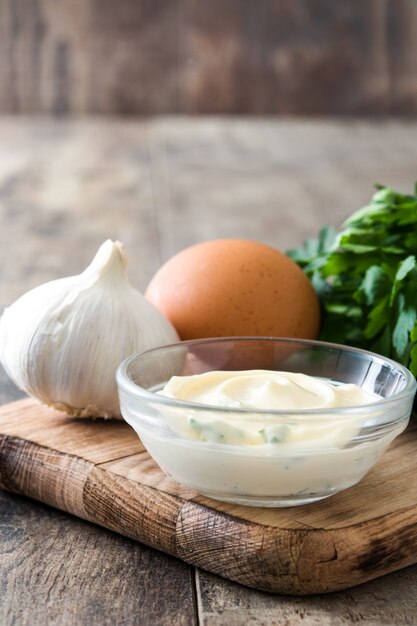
[158,370,379,447]
[135,370,401,504]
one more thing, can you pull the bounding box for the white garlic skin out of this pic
[0,240,179,418]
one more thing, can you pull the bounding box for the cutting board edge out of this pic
[1,432,417,595]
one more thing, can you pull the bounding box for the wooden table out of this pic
[1,118,417,625]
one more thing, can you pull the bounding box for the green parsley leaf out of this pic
[392,299,416,359]
[287,182,417,379]
[357,265,390,306]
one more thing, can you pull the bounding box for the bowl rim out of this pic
[116,337,417,417]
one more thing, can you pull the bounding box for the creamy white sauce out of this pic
[134,370,403,503]
[161,370,376,410]
[157,370,379,447]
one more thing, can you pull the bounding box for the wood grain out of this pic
[0,1,417,115]
[0,490,196,626]
[1,398,417,595]
[195,567,417,626]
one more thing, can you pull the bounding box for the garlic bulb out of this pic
[0,240,179,418]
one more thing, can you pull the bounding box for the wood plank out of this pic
[0,118,163,309]
[0,489,196,626]
[139,118,417,263]
[100,451,198,500]
[195,567,417,626]
[1,1,417,114]
[1,398,417,595]
[0,398,143,463]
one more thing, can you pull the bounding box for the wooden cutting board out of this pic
[1,398,416,596]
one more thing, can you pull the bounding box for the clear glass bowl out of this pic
[116,338,416,507]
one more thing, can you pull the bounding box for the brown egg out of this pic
[145,239,320,341]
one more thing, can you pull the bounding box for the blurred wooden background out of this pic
[1,0,417,116]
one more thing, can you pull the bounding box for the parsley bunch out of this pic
[288,183,417,376]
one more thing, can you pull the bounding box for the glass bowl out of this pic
[116,337,416,507]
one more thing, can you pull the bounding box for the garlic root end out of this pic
[47,400,123,420]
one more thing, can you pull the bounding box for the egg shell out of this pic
[145,239,320,341]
